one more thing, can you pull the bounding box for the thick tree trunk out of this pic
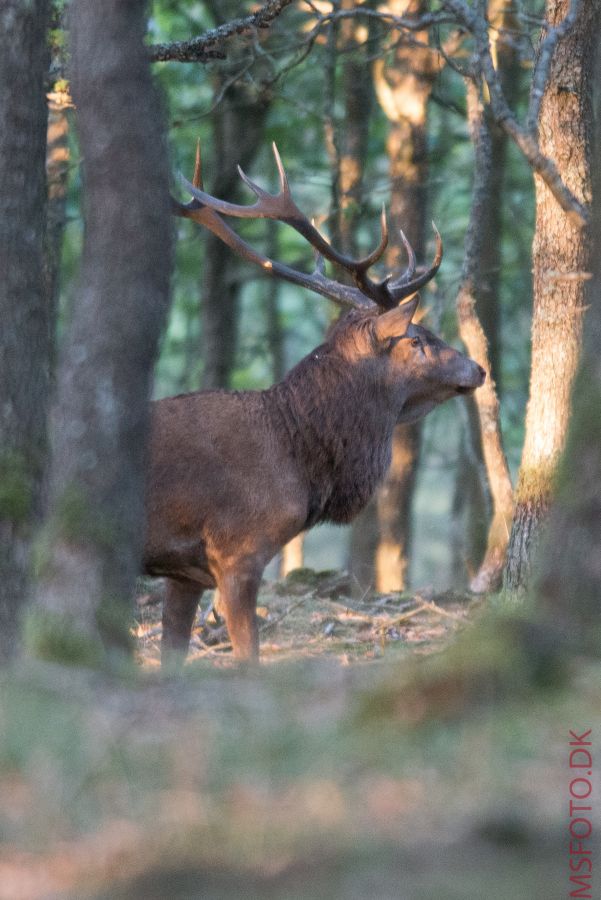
[504,0,598,596]
[31,0,172,662]
[350,0,434,593]
[535,37,601,650]
[0,0,50,662]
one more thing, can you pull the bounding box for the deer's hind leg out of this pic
[161,578,203,668]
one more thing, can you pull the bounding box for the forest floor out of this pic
[0,570,599,899]
[134,568,477,669]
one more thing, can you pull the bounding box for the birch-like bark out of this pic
[504,0,598,595]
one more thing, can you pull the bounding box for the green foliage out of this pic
[54,1,538,577]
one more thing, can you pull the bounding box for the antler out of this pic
[173,143,442,311]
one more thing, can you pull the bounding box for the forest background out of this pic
[0,1,600,897]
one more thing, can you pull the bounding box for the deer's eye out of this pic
[411,337,421,348]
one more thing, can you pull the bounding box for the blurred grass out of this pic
[1,597,599,898]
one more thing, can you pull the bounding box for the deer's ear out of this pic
[374,293,419,342]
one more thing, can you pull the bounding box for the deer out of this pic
[143,144,485,664]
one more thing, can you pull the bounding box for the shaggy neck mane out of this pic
[267,338,396,527]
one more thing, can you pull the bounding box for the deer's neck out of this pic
[268,348,396,526]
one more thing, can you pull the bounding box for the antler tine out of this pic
[179,146,389,285]
[271,142,290,194]
[388,229,416,287]
[236,163,272,201]
[387,223,443,303]
[176,141,444,311]
[193,140,203,190]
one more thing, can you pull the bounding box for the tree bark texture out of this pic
[31,0,173,661]
[535,34,601,651]
[477,0,522,389]
[457,82,514,594]
[450,396,489,587]
[0,0,50,661]
[350,0,435,593]
[504,0,598,596]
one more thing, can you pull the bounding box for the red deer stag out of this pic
[144,144,485,664]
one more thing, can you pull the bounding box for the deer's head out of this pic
[172,142,485,420]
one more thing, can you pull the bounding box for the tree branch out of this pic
[148,0,296,63]
[442,0,587,226]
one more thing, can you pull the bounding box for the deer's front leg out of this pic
[161,579,203,668]
[218,563,262,661]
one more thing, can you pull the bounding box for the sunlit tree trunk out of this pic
[535,36,601,652]
[31,0,172,662]
[350,0,435,593]
[45,90,71,378]
[0,0,50,661]
[504,0,598,596]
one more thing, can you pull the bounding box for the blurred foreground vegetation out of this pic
[1,577,598,898]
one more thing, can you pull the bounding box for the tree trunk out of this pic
[336,0,375,256]
[45,90,71,379]
[504,0,598,596]
[199,0,272,390]
[281,534,305,578]
[477,0,522,389]
[350,0,434,594]
[455,81,514,595]
[0,0,50,662]
[264,218,305,577]
[535,33,601,651]
[200,81,270,389]
[450,397,490,587]
[30,0,173,663]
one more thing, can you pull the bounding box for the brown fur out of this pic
[143,307,485,662]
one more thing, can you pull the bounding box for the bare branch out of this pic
[301,4,456,33]
[148,0,296,63]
